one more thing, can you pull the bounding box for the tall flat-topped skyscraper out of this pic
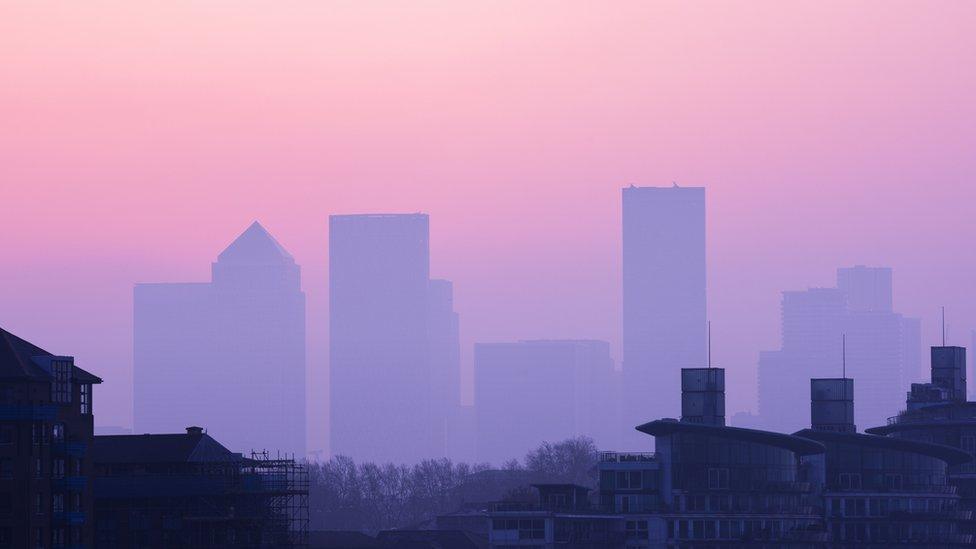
[134,222,306,457]
[329,214,433,463]
[622,185,706,443]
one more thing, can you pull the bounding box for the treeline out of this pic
[307,437,598,532]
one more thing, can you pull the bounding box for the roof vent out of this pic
[186,426,204,436]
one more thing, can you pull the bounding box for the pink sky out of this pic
[2,1,975,455]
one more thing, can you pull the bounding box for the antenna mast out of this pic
[942,306,947,346]
[708,321,712,369]
[842,333,847,379]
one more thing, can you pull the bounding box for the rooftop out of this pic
[216,221,295,265]
[794,428,972,466]
[637,419,825,456]
[0,326,101,383]
[92,427,241,464]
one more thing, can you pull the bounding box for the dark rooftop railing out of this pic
[598,451,657,463]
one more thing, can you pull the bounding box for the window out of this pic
[0,526,11,548]
[33,493,43,515]
[884,474,903,490]
[51,528,65,548]
[626,520,649,540]
[34,527,43,549]
[0,426,12,445]
[52,493,64,514]
[0,460,10,480]
[708,468,730,490]
[839,473,862,490]
[80,384,91,414]
[517,519,544,540]
[962,436,976,472]
[0,493,11,516]
[51,361,71,403]
[618,494,638,513]
[52,459,65,479]
[34,458,43,479]
[616,470,642,490]
[52,423,65,443]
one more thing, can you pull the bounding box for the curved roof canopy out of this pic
[795,428,972,466]
[636,419,824,456]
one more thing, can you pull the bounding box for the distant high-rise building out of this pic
[902,317,923,381]
[837,265,893,313]
[621,185,706,444]
[134,222,306,457]
[428,278,461,457]
[474,340,617,464]
[329,214,433,463]
[759,288,846,433]
[970,330,976,401]
[758,267,919,432]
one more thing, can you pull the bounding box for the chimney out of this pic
[681,368,725,426]
[931,347,967,402]
[810,378,855,433]
[186,426,204,436]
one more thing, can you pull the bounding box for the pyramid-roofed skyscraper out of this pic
[134,221,306,457]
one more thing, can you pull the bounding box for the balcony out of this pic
[53,511,86,525]
[54,476,87,491]
[52,441,88,458]
[0,404,58,420]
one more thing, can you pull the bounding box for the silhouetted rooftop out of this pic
[330,213,428,220]
[794,428,972,465]
[216,221,295,265]
[93,428,241,464]
[0,326,101,383]
[637,419,825,456]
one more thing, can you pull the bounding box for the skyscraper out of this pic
[758,288,847,433]
[758,266,919,431]
[837,265,893,313]
[134,221,306,457]
[428,278,461,457]
[621,185,706,442]
[474,339,617,464]
[329,214,432,463]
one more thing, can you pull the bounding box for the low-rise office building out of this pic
[798,377,972,546]
[92,426,308,548]
[867,346,976,538]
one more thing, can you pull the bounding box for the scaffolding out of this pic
[94,450,309,548]
[243,450,309,548]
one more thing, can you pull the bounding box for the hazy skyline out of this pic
[2,2,975,456]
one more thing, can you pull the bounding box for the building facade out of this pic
[759,267,920,432]
[621,186,706,447]
[329,214,433,463]
[134,221,306,458]
[474,362,976,548]
[0,327,102,549]
[428,279,462,459]
[92,426,308,548]
[867,346,976,538]
[474,340,618,464]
